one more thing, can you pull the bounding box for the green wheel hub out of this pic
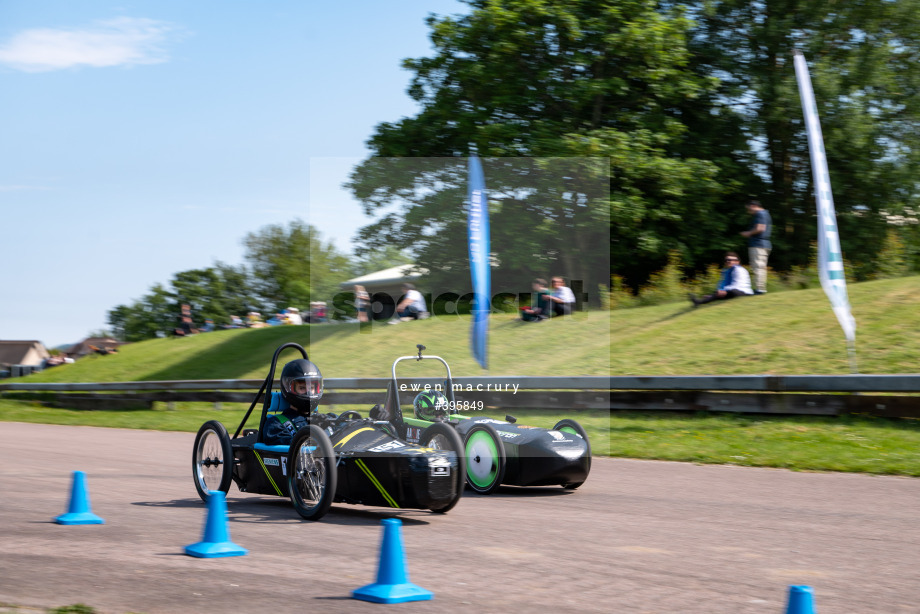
[466,430,500,489]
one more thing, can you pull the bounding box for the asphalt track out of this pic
[1,422,919,614]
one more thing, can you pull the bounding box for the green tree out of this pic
[170,264,261,326]
[109,283,176,342]
[684,0,920,277]
[348,0,756,289]
[243,220,351,309]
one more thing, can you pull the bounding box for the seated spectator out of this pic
[200,318,215,332]
[247,312,268,328]
[689,252,754,307]
[306,302,327,324]
[546,276,576,316]
[395,284,427,321]
[520,278,551,322]
[287,307,303,325]
[175,315,197,337]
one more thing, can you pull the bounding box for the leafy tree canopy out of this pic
[350,0,920,285]
[349,0,759,288]
[684,0,920,278]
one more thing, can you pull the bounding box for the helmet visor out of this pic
[284,375,323,400]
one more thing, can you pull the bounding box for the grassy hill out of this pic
[22,275,920,383]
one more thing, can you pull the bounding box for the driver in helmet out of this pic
[263,358,324,445]
[413,390,449,422]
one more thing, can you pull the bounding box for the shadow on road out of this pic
[132,496,432,526]
[471,485,575,498]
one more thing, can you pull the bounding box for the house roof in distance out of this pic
[340,264,428,288]
[0,340,49,367]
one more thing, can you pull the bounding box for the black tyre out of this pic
[463,423,506,495]
[419,422,465,513]
[193,420,233,502]
[553,418,591,489]
[288,425,337,521]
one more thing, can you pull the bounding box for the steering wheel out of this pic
[335,410,363,425]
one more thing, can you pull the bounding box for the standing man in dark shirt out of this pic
[740,200,772,294]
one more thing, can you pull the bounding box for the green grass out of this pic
[19,276,920,384]
[4,276,920,475]
[606,411,920,476]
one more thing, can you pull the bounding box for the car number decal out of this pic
[369,440,405,452]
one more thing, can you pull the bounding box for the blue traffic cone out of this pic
[785,585,816,614]
[55,471,105,525]
[353,518,433,604]
[184,490,247,558]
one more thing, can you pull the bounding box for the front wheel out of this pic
[288,425,337,521]
[193,420,233,502]
[553,418,591,489]
[419,422,465,513]
[463,423,506,495]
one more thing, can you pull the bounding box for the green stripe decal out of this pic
[254,452,283,496]
[355,459,398,508]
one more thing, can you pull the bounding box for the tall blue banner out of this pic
[467,155,490,370]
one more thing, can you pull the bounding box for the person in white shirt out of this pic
[688,252,754,307]
[546,276,576,316]
[396,283,427,320]
[287,307,303,325]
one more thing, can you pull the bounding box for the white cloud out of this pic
[0,17,179,72]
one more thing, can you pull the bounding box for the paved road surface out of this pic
[1,423,918,613]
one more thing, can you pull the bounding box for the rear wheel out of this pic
[553,418,591,489]
[419,422,465,513]
[288,425,337,521]
[463,423,506,495]
[193,420,233,502]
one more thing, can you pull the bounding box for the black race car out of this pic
[375,345,591,495]
[192,343,465,521]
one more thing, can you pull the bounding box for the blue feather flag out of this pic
[467,156,490,370]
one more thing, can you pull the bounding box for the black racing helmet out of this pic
[413,390,449,422]
[280,359,323,413]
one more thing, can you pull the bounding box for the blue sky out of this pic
[0,0,466,348]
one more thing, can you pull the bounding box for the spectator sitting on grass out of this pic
[395,284,427,321]
[688,252,753,307]
[546,276,576,317]
[520,278,551,322]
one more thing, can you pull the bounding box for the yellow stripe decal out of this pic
[254,451,283,496]
[333,427,375,449]
[355,459,398,508]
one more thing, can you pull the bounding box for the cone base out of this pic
[55,512,105,525]
[184,540,248,558]
[352,582,433,604]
